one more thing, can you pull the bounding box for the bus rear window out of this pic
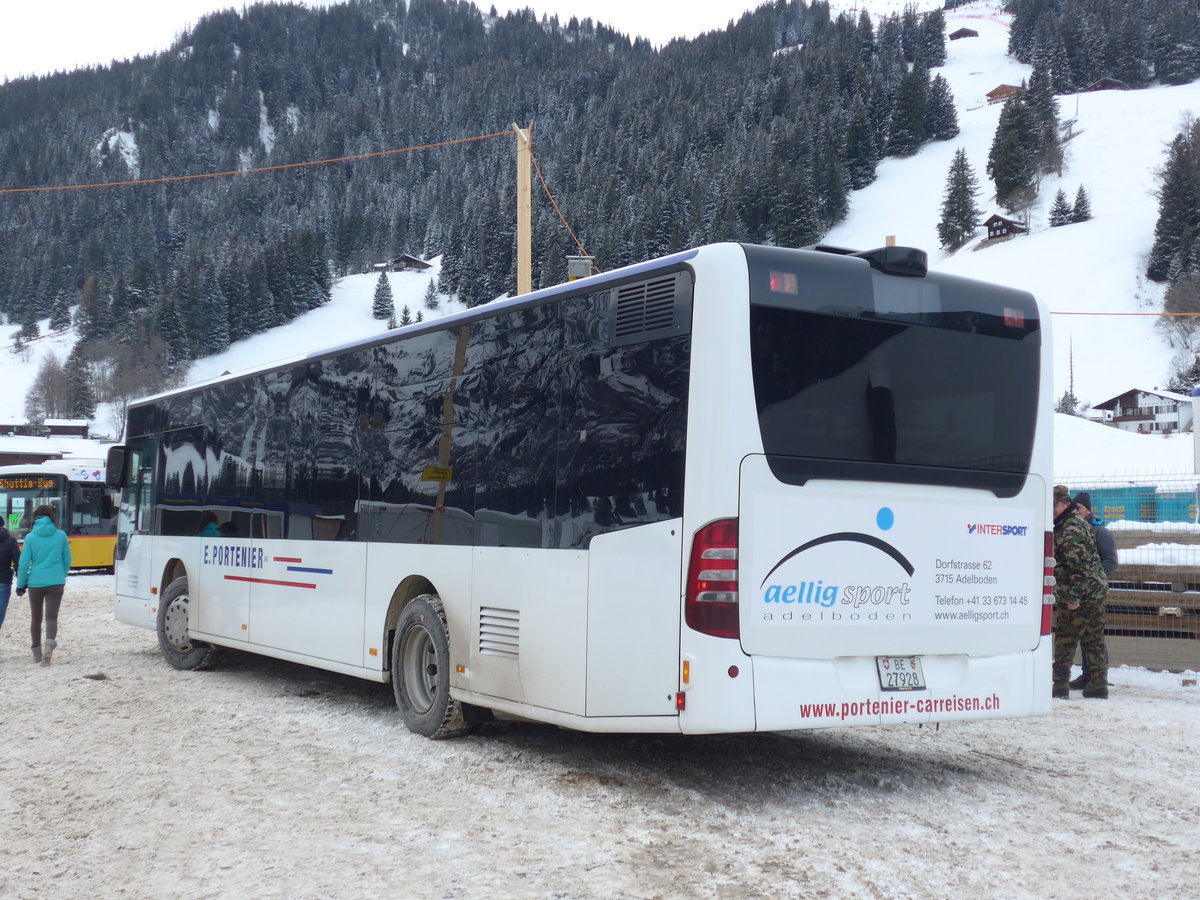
[746,248,1040,494]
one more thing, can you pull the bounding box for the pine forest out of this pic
[1,0,1198,408]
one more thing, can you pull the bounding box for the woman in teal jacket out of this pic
[16,505,71,665]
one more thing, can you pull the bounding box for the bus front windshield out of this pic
[0,475,66,540]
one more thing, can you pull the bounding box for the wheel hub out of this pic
[163,596,193,652]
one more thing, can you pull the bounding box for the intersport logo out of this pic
[966,523,1029,536]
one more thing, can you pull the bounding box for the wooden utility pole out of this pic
[513,123,532,295]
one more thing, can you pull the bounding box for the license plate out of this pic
[876,655,926,691]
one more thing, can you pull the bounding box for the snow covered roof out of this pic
[1091,388,1193,409]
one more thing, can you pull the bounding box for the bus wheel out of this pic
[157,576,222,671]
[393,594,472,739]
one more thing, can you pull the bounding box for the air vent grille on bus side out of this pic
[479,606,520,658]
[608,272,692,347]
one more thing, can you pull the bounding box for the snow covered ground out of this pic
[0,575,1197,900]
[2,5,1200,898]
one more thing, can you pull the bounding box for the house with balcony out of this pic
[1089,388,1194,434]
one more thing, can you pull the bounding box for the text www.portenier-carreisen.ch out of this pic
[798,694,1001,721]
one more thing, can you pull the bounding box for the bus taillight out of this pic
[685,519,739,639]
[1042,531,1056,636]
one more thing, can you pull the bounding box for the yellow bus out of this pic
[0,460,119,570]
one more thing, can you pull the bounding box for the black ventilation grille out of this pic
[608,272,691,346]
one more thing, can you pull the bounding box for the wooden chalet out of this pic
[986,84,1021,105]
[45,419,90,438]
[1086,77,1130,92]
[1090,388,1193,434]
[949,27,978,40]
[982,214,1028,240]
[371,254,432,273]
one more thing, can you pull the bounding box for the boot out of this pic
[1052,684,1069,699]
[1068,674,1090,690]
[32,645,42,664]
[41,638,56,666]
[1082,685,1108,699]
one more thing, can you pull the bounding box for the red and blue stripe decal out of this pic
[222,555,333,590]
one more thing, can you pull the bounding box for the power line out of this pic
[529,147,600,274]
[1051,311,1200,316]
[0,125,600,277]
[0,130,512,195]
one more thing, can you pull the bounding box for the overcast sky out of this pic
[0,0,768,82]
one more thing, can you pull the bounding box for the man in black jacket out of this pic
[0,523,20,634]
[1070,492,1117,691]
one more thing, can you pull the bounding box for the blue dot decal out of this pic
[876,507,895,531]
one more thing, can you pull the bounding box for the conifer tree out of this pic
[845,98,879,189]
[885,65,929,157]
[937,149,982,251]
[924,74,959,141]
[155,298,189,376]
[1049,189,1074,226]
[200,273,231,355]
[773,168,824,248]
[1025,65,1062,175]
[371,270,394,320]
[1070,184,1092,222]
[1055,391,1080,415]
[48,293,72,332]
[423,281,440,311]
[64,348,96,420]
[987,94,1038,211]
[919,8,947,67]
[400,304,413,326]
[1147,126,1200,282]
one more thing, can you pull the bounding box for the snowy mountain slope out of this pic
[824,2,1199,412]
[0,0,1193,476]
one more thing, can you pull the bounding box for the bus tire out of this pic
[393,594,472,739]
[157,576,222,671]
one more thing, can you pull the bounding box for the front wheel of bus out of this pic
[157,576,222,671]
[393,594,472,739]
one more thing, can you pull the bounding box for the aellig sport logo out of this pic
[758,507,915,623]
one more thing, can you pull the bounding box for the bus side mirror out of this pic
[105,446,127,487]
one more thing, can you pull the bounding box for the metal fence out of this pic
[1056,474,1199,672]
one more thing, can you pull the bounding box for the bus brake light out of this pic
[685,519,739,639]
[1041,531,1055,635]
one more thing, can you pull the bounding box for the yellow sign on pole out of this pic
[420,465,454,483]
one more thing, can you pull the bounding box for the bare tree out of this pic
[24,354,70,429]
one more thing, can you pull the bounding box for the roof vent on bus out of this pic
[608,272,691,347]
[851,246,928,278]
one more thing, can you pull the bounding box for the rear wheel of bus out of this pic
[158,576,222,670]
[393,594,472,739]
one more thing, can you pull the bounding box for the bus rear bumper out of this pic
[751,641,1052,731]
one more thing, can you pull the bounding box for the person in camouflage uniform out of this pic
[1051,484,1109,699]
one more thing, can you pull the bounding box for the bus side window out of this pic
[73,484,105,535]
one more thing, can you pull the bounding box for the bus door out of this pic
[113,441,157,628]
[195,523,252,644]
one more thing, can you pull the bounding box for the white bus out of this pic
[107,242,1053,738]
